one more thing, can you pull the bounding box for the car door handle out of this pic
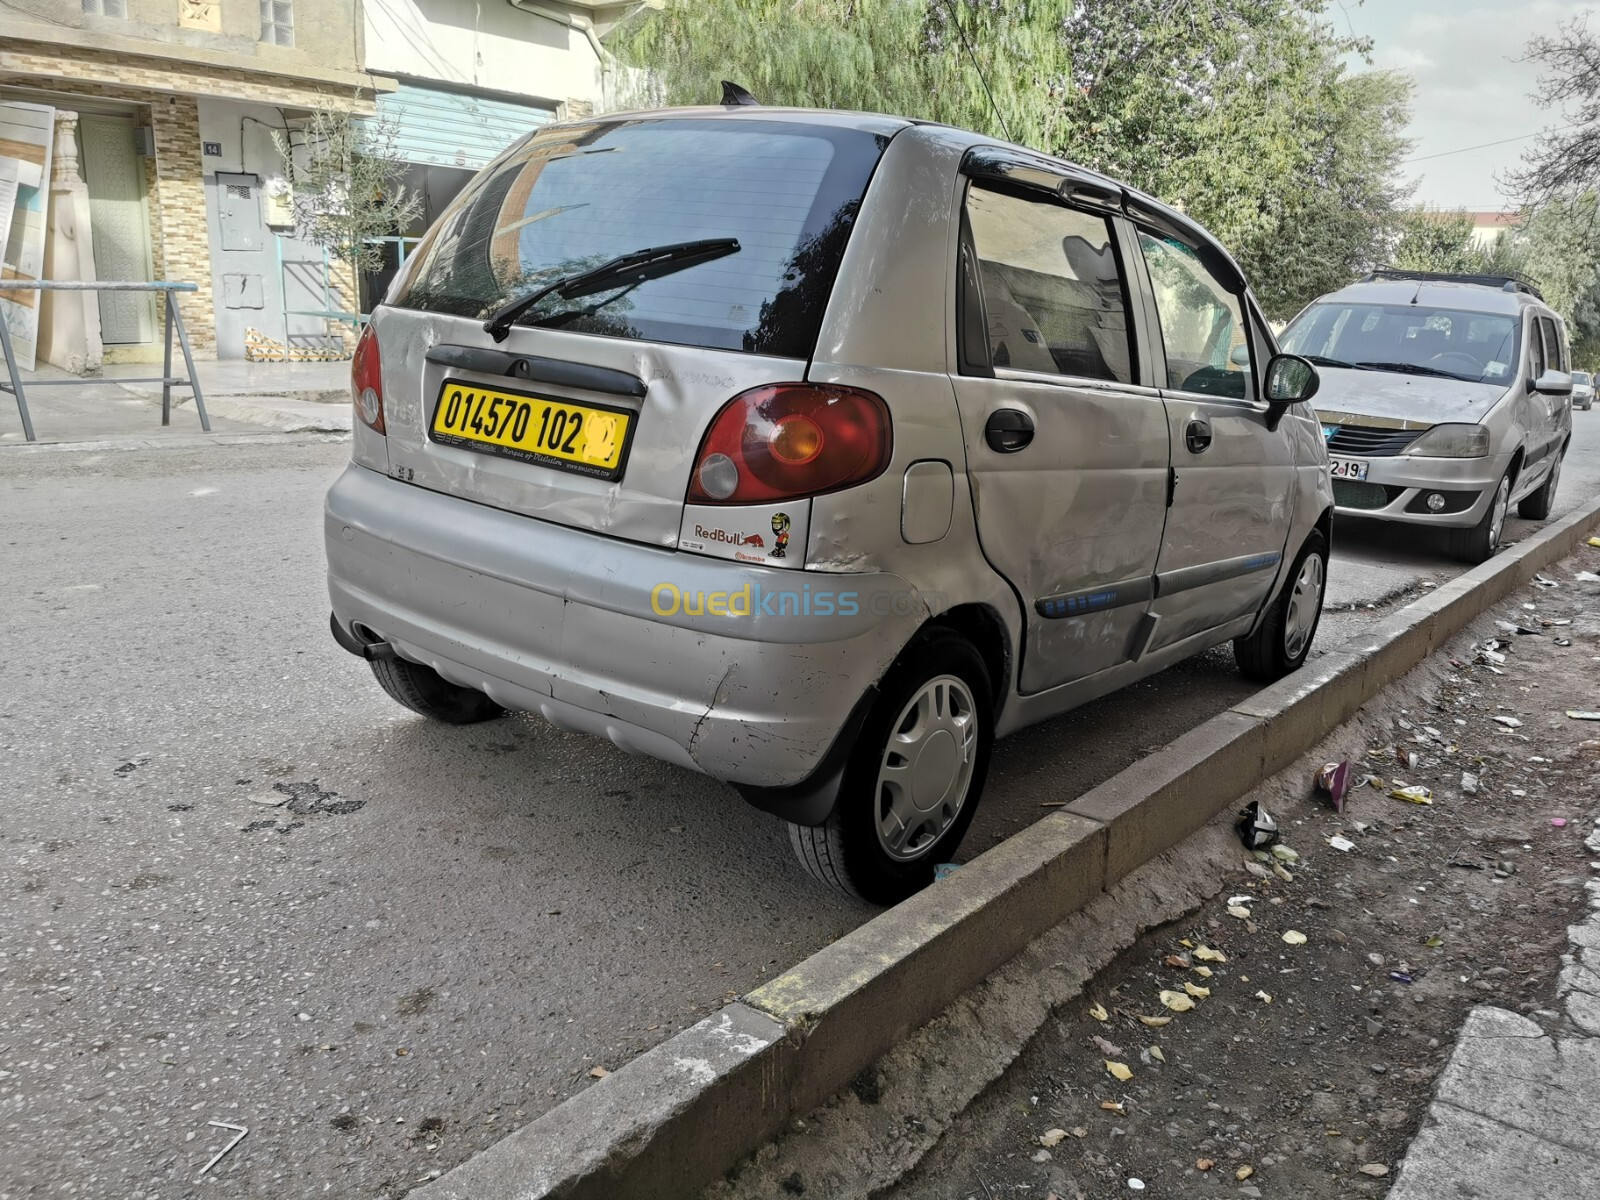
[985,409,1035,453]
[1185,417,1213,454]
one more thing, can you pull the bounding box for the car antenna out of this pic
[721,81,759,106]
[939,0,1012,143]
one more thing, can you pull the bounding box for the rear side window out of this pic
[964,184,1135,384]
[1138,232,1252,400]
[1538,316,1565,373]
[392,118,889,359]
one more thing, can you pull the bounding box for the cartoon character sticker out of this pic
[769,512,791,559]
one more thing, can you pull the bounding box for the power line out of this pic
[941,0,1012,143]
[1401,122,1584,165]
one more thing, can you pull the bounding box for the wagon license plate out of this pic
[429,381,635,480]
[1330,457,1369,481]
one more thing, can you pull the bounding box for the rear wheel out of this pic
[1446,471,1511,564]
[1517,450,1562,520]
[369,655,506,724]
[788,632,993,905]
[1233,530,1327,682]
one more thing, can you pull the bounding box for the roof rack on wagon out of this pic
[1358,267,1544,301]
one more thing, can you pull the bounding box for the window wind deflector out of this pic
[482,238,741,343]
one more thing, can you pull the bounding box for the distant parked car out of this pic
[1280,269,1572,563]
[326,105,1332,903]
[1573,370,1594,411]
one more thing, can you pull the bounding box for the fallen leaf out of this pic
[1092,1035,1123,1058]
[1159,990,1196,1012]
[1273,864,1294,882]
[1227,905,1252,919]
[1424,935,1443,948]
[1105,1060,1133,1081]
[1179,938,1194,948]
[1359,1164,1390,1177]
[588,1066,610,1079]
[1099,1100,1125,1113]
[1163,953,1191,969]
[1183,981,1210,998]
[1255,990,1273,1004]
[1089,1003,1109,1022]
[1148,1045,1165,1062]
[1137,1015,1173,1028]
[1196,1158,1215,1171]
[1282,929,1308,945]
[1039,1128,1068,1148]
[1193,946,1227,963]
[1193,965,1214,978]
[1237,1165,1254,1181]
[1271,845,1299,863]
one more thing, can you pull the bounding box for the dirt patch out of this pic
[884,558,1600,1200]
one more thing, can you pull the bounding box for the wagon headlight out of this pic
[1408,423,1490,458]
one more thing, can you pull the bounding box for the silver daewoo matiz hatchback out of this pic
[326,106,1333,903]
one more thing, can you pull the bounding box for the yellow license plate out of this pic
[429,381,635,480]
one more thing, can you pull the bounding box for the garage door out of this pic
[374,83,555,171]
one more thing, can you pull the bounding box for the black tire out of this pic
[788,631,994,906]
[1445,470,1512,564]
[1233,530,1328,683]
[368,655,506,724]
[1517,451,1562,520]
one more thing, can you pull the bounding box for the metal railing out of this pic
[0,281,207,443]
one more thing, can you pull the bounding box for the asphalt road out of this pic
[4,415,1598,1197]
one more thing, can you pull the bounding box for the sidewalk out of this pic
[1389,846,1600,1200]
[1,360,351,445]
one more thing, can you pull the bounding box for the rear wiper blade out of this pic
[483,238,740,343]
[1354,360,1462,380]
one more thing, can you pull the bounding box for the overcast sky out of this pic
[1339,0,1594,211]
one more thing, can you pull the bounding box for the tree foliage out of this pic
[609,0,1414,319]
[273,107,422,276]
[1511,14,1600,201]
[1519,193,1600,362]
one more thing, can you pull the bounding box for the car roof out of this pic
[1315,278,1549,317]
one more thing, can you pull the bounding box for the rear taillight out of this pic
[352,324,385,435]
[687,383,892,505]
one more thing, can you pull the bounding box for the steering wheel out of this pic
[1427,351,1482,373]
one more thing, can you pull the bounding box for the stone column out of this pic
[37,110,105,375]
[149,96,217,357]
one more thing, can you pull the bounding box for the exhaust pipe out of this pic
[329,613,397,661]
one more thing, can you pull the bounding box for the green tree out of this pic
[1519,192,1600,360]
[609,0,1412,319]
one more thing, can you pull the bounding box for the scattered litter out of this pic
[1462,772,1479,795]
[1194,965,1213,978]
[1423,934,1443,948]
[1556,638,1574,647]
[1031,1149,1052,1163]
[1271,845,1299,863]
[1040,1128,1069,1148]
[1328,835,1357,852]
[1236,1166,1255,1181]
[933,863,961,879]
[1227,905,1252,919]
[1282,930,1308,945]
[1532,574,1560,588]
[1273,864,1294,882]
[588,1066,610,1079]
[1493,715,1523,728]
[1389,971,1414,984]
[1093,1035,1124,1057]
[1105,1060,1133,1082]
[1552,818,1569,828]
[1163,954,1191,970]
[1227,894,1254,906]
[1360,1164,1391,1177]
[1245,860,1272,878]
[1255,990,1273,1003]
[1389,784,1433,805]
[1235,800,1279,849]
[1566,712,1600,721]
[1587,537,1600,548]
[1193,946,1227,963]
[1197,1158,1216,1170]
[1159,990,1196,1012]
[1089,1003,1109,1022]
[1543,618,1573,627]
[1315,761,1352,812]
[198,1121,249,1178]
[1127,1180,1145,1192]
[1138,1015,1173,1028]
[1100,1100,1126,1113]
[1496,620,1542,634]
[1183,982,1211,998]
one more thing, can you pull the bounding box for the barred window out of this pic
[260,0,295,46]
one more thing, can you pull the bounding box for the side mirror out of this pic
[1229,343,1252,367]
[1263,354,1318,432]
[1534,368,1573,395]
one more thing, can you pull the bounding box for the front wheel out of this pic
[1233,531,1327,683]
[1446,471,1511,564]
[788,632,994,905]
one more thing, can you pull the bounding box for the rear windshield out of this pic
[1281,301,1519,385]
[390,118,890,359]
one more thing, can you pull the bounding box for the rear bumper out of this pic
[1330,451,1512,527]
[324,465,924,792]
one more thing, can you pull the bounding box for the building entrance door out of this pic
[79,115,156,344]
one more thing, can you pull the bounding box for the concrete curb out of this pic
[415,496,1600,1200]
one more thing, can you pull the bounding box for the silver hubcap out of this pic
[1489,477,1509,548]
[1283,552,1324,660]
[874,675,979,862]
